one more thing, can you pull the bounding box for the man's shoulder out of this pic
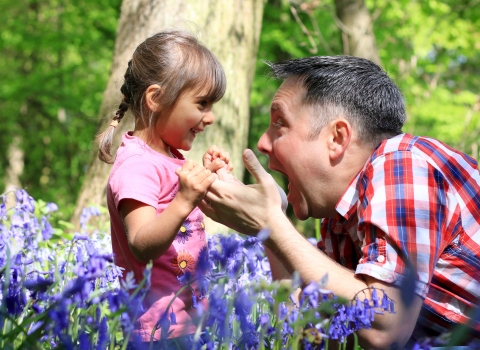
[374,133,420,156]
[368,133,480,193]
[373,133,477,167]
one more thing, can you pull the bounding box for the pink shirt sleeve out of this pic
[109,153,166,210]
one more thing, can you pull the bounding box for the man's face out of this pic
[257,78,336,220]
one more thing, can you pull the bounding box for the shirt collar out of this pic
[333,133,409,222]
[335,171,361,221]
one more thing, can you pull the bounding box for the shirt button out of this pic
[377,255,385,263]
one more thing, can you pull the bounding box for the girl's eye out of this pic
[198,101,208,108]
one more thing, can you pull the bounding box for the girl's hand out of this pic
[203,145,233,174]
[175,160,217,209]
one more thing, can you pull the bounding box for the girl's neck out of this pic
[132,128,174,158]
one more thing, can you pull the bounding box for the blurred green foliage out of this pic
[0,0,121,220]
[1,0,479,234]
[248,0,479,234]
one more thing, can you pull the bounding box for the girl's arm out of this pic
[120,160,216,263]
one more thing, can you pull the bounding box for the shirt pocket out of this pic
[360,236,387,265]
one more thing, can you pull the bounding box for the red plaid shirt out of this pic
[320,133,480,339]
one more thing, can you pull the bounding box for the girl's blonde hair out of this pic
[97,30,226,164]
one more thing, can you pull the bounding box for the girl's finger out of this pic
[180,159,196,172]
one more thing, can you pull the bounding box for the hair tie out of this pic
[110,120,119,128]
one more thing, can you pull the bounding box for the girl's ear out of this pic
[145,84,163,112]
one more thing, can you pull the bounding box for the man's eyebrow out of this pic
[270,103,283,112]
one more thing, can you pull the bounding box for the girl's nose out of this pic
[203,111,214,125]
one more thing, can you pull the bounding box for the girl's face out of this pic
[154,88,215,154]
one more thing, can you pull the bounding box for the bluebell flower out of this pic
[80,206,101,230]
[120,312,134,334]
[105,264,123,283]
[49,298,71,334]
[41,217,53,240]
[79,332,91,350]
[107,289,127,313]
[24,275,53,293]
[170,308,177,325]
[74,234,90,241]
[196,245,210,276]
[121,271,138,291]
[389,299,396,313]
[177,270,191,284]
[381,290,390,311]
[256,228,270,241]
[192,295,197,308]
[0,200,7,219]
[11,212,25,228]
[85,256,107,279]
[15,189,35,213]
[205,284,230,341]
[45,202,59,214]
[158,312,173,340]
[234,288,253,320]
[236,320,258,349]
[28,321,44,335]
[95,317,108,350]
[371,287,379,307]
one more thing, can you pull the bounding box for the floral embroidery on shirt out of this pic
[195,214,206,240]
[176,219,193,243]
[170,184,178,199]
[171,250,195,276]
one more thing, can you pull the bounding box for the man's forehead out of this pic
[270,80,305,113]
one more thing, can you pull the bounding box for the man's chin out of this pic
[292,205,310,221]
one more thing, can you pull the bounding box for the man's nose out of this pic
[257,131,272,154]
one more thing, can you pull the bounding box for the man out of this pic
[199,56,480,349]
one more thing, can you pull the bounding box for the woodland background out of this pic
[1,0,479,235]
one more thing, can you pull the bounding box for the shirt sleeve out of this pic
[109,153,164,210]
[355,150,452,298]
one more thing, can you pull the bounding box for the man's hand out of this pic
[199,149,285,235]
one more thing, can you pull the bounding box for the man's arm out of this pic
[263,210,423,349]
[200,149,423,349]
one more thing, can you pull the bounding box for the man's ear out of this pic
[328,118,352,161]
[145,84,163,112]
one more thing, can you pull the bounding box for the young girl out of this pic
[97,30,230,347]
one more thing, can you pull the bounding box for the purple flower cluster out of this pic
[2,189,455,349]
[169,231,398,349]
[0,188,150,349]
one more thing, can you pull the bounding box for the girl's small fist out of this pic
[203,145,233,173]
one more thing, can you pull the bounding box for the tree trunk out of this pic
[334,0,381,65]
[71,0,265,234]
[3,136,24,209]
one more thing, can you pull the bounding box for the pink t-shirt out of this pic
[107,132,208,341]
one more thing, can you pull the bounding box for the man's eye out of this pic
[273,119,283,128]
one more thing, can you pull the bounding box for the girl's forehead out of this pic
[192,80,219,99]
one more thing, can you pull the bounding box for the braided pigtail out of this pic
[97,61,133,164]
